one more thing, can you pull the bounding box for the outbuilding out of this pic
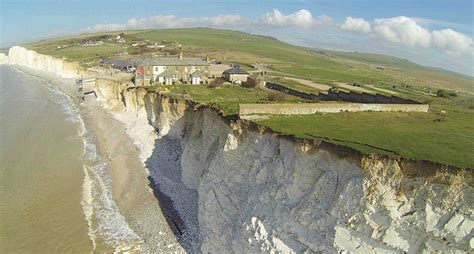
[223,66,249,82]
[191,71,202,85]
[245,73,266,88]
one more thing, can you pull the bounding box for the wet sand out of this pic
[81,98,185,253]
[4,65,184,252]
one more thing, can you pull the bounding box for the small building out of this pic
[245,73,266,88]
[223,66,249,82]
[191,71,202,85]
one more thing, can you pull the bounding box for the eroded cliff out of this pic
[103,85,474,253]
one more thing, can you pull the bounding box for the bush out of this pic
[208,77,225,88]
[436,89,450,98]
[267,92,288,101]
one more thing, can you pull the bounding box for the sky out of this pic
[0,0,473,75]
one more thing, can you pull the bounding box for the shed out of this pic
[223,67,249,82]
[191,71,202,85]
[245,74,265,88]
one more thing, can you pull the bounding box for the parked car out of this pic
[126,66,136,73]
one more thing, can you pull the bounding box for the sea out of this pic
[0,65,140,253]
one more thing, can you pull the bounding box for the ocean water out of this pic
[0,65,140,253]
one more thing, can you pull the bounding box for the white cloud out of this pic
[340,16,473,55]
[262,9,314,27]
[82,11,472,57]
[262,9,334,28]
[372,16,431,48]
[84,9,335,33]
[83,14,254,32]
[341,17,371,33]
[431,29,473,54]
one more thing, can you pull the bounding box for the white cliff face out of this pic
[7,46,82,78]
[0,53,8,64]
[109,90,474,253]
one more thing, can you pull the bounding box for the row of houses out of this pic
[102,54,267,87]
[135,53,209,85]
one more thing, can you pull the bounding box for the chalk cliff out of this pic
[0,53,8,64]
[8,46,474,253]
[102,85,474,253]
[7,46,84,78]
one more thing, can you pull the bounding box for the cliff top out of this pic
[20,28,474,169]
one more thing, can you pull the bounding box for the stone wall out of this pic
[239,103,429,115]
[265,82,319,101]
[265,82,421,104]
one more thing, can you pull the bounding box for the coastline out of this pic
[4,44,472,252]
[7,64,184,253]
[81,98,184,252]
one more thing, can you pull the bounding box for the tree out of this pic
[436,89,449,98]
[208,77,225,88]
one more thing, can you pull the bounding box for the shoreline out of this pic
[7,64,184,253]
[81,98,185,252]
[4,61,473,252]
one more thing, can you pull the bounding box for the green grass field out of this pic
[155,84,306,115]
[23,28,474,168]
[257,111,474,168]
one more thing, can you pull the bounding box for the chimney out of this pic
[179,52,183,59]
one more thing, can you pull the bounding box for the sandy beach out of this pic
[10,65,184,252]
[81,98,184,253]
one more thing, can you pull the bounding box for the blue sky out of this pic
[1,0,473,75]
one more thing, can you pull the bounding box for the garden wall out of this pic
[239,103,429,115]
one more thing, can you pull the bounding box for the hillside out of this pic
[322,50,423,69]
[21,28,474,168]
[25,28,473,93]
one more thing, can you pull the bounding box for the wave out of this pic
[10,66,142,252]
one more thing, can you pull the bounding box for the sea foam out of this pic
[12,66,142,252]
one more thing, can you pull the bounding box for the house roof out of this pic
[138,57,209,66]
[157,70,174,78]
[191,70,202,77]
[102,58,137,68]
[223,67,249,75]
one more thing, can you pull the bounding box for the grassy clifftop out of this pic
[24,28,474,168]
[26,28,473,92]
